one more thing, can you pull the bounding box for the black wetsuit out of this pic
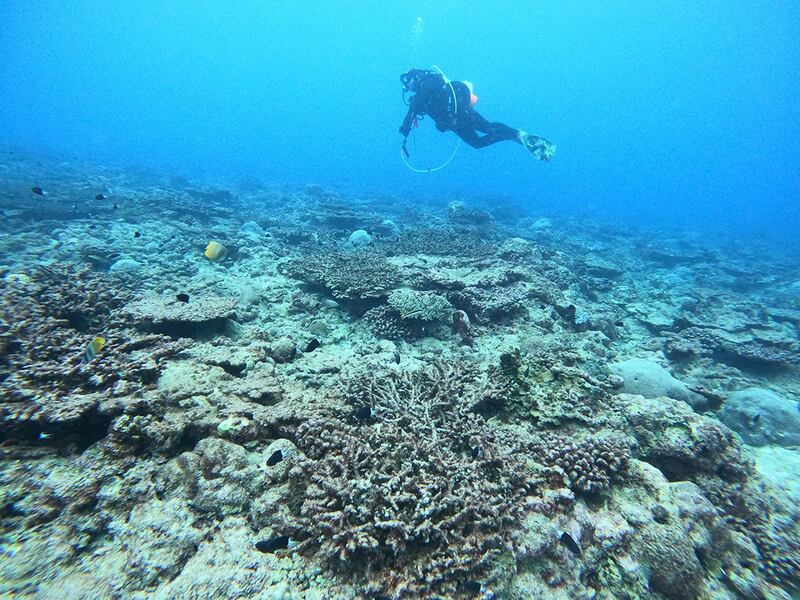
[399,70,520,149]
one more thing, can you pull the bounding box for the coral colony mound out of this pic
[1,145,799,599]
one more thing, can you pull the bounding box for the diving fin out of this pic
[519,131,556,161]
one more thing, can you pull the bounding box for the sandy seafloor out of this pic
[1,145,799,600]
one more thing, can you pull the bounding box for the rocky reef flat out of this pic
[1,146,799,599]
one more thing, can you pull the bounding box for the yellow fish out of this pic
[83,336,106,363]
[204,241,227,261]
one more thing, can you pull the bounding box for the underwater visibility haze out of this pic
[1,2,799,599]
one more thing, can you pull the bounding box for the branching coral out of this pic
[276,362,534,597]
[529,433,630,494]
[362,292,453,341]
[361,305,417,341]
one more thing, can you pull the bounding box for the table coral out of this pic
[280,250,400,302]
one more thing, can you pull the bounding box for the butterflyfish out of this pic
[83,336,106,363]
[204,241,227,261]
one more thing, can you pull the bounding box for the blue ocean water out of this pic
[1,1,798,252]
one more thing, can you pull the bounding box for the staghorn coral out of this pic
[351,360,513,422]
[276,362,535,597]
[529,433,630,494]
[280,250,400,302]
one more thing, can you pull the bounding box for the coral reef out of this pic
[1,150,798,599]
[448,281,531,324]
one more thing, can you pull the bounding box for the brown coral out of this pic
[276,362,536,597]
[529,433,630,494]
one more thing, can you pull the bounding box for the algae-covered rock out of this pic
[270,336,296,363]
[125,293,237,325]
[750,445,800,504]
[109,257,142,272]
[719,388,800,447]
[217,416,258,442]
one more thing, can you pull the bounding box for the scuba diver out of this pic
[399,68,556,161]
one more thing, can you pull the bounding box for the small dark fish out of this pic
[266,450,283,466]
[133,231,141,238]
[176,293,189,303]
[615,320,624,327]
[523,365,530,377]
[31,186,44,196]
[751,413,761,425]
[255,536,289,553]
[95,193,106,200]
[303,338,321,353]
[112,203,119,210]
[560,532,581,555]
[89,224,96,229]
[354,406,372,420]
[470,446,483,459]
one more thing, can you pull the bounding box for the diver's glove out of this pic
[519,131,556,161]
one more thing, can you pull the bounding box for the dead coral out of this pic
[620,393,800,593]
[124,293,237,336]
[502,344,618,427]
[276,362,535,597]
[665,326,800,369]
